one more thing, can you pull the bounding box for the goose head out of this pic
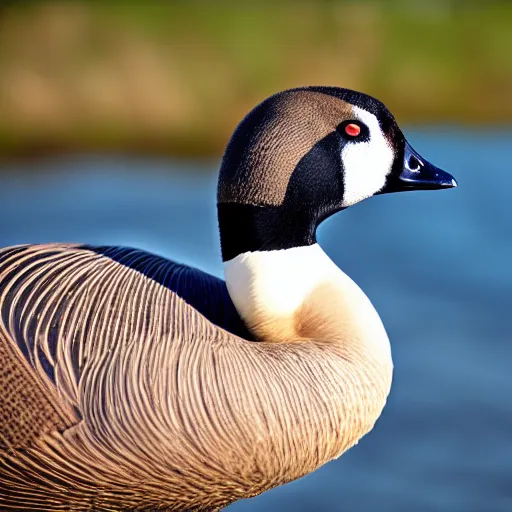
[217,86,456,341]
[218,86,455,261]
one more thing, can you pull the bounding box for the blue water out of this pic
[0,129,510,512]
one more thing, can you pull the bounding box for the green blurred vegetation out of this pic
[0,0,510,158]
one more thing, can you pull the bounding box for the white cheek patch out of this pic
[341,106,394,207]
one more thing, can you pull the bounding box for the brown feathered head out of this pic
[218,86,456,261]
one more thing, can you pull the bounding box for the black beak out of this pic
[380,140,457,194]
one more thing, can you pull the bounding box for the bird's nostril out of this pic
[408,155,421,171]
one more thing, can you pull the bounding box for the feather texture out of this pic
[0,244,392,511]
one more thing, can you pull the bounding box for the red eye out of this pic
[345,123,361,137]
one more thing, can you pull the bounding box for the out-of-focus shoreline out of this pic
[0,1,510,160]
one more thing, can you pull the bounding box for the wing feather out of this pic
[0,243,251,452]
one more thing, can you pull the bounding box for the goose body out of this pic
[0,87,456,510]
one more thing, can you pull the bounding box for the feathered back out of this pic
[0,244,391,510]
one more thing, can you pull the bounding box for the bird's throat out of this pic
[224,244,391,364]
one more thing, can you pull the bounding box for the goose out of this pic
[0,86,456,511]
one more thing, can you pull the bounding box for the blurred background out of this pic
[0,1,510,511]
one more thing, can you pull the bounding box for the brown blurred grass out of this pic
[0,1,510,159]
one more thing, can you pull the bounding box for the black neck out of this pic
[218,203,320,262]
[217,202,347,262]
